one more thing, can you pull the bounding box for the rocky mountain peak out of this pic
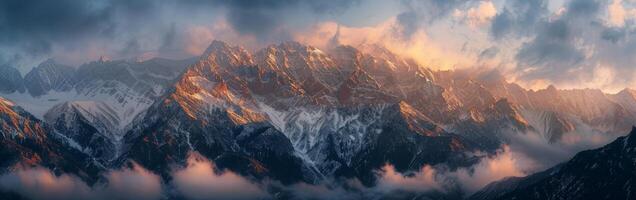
[202,40,253,68]
[24,59,76,96]
[0,65,25,93]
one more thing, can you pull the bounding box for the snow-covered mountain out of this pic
[23,59,76,97]
[0,57,194,163]
[43,101,120,162]
[0,97,102,181]
[0,65,25,94]
[0,57,193,134]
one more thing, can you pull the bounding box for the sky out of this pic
[1,0,636,92]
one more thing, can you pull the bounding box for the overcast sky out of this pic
[1,0,636,92]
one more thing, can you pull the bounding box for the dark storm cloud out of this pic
[478,46,500,60]
[515,20,585,80]
[396,0,466,37]
[0,0,366,69]
[0,0,169,67]
[601,27,627,43]
[566,0,602,18]
[490,0,549,39]
[0,0,113,55]
[512,0,611,82]
[490,0,636,91]
[204,0,361,42]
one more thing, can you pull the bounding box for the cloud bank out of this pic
[0,163,162,200]
[171,152,269,200]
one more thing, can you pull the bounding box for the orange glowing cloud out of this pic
[607,0,636,27]
[0,164,162,200]
[453,1,497,28]
[294,19,484,71]
[171,152,269,200]
[451,145,524,193]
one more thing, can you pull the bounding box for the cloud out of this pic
[609,0,629,26]
[171,152,269,200]
[453,1,498,28]
[0,0,175,68]
[202,0,360,42]
[277,165,444,200]
[365,129,617,196]
[295,19,488,71]
[503,129,616,172]
[293,0,636,93]
[374,165,442,193]
[362,145,527,196]
[0,0,373,70]
[396,0,466,37]
[3,0,636,92]
[499,0,636,93]
[0,167,94,200]
[450,145,525,193]
[0,163,162,200]
[104,163,163,200]
[490,0,549,39]
[514,19,585,80]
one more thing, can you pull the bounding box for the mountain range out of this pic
[0,40,635,199]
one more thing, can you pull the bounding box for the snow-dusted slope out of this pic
[0,97,102,179]
[518,109,575,142]
[45,101,120,136]
[0,66,25,94]
[0,57,193,162]
[23,59,76,97]
[43,101,120,161]
[2,58,192,127]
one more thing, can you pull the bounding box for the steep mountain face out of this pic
[518,109,575,142]
[23,59,76,97]
[71,58,192,129]
[0,66,25,94]
[483,73,636,136]
[119,42,319,183]
[43,101,119,162]
[1,58,194,155]
[471,127,636,200]
[3,57,192,119]
[0,97,102,182]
